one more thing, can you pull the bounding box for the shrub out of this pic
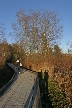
[48,78,70,108]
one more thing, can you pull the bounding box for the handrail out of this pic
[0,64,42,107]
[24,75,42,108]
[0,63,18,95]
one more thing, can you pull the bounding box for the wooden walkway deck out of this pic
[0,70,41,108]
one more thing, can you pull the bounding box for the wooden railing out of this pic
[0,64,42,108]
[0,63,18,95]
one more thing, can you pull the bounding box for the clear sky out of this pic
[0,0,72,52]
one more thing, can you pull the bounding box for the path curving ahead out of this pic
[0,70,40,108]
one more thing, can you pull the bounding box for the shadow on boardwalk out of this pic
[38,70,54,108]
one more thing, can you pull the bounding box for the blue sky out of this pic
[0,0,72,52]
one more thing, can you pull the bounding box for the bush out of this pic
[48,79,70,108]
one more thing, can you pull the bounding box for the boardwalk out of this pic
[0,70,41,108]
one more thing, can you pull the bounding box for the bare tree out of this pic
[12,9,63,54]
[67,41,72,54]
[0,23,7,43]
